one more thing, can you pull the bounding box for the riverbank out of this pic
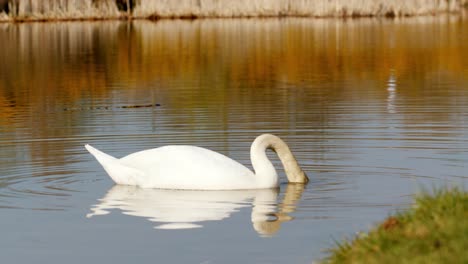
[0,0,467,22]
[323,188,468,264]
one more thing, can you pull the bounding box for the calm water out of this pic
[1,15,468,263]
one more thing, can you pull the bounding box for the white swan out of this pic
[85,134,308,190]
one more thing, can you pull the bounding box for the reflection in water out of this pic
[386,70,397,114]
[87,184,305,236]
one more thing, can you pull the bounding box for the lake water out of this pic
[0,15,467,263]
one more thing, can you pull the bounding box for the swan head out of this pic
[286,169,309,184]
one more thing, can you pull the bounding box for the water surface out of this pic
[0,16,467,263]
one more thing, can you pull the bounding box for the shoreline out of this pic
[1,0,467,23]
[322,188,468,264]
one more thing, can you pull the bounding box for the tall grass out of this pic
[0,0,466,21]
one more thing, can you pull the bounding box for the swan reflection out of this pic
[87,184,305,236]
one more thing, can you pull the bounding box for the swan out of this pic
[85,134,308,190]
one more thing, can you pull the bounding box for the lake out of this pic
[0,15,467,263]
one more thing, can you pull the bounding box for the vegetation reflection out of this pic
[0,16,467,168]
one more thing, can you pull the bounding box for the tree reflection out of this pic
[0,16,466,167]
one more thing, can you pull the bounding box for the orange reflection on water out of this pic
[0,16,467,166]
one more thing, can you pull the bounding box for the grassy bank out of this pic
[324,188,468,264]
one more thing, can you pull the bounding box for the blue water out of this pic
[0,16,467,263]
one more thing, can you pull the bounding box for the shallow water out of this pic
[0,15,467,263]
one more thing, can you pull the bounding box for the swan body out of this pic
[85,134,308,190]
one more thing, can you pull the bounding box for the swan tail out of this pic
[85,144,117,162]
[85,144,144,186]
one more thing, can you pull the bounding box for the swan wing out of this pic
[120,146,255,189]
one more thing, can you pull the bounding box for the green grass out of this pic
[323,188,468,264]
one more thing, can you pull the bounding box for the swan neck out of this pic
[250,137,278,188]
[250,134,309,184]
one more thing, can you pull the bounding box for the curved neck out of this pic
[250,134,309,187]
